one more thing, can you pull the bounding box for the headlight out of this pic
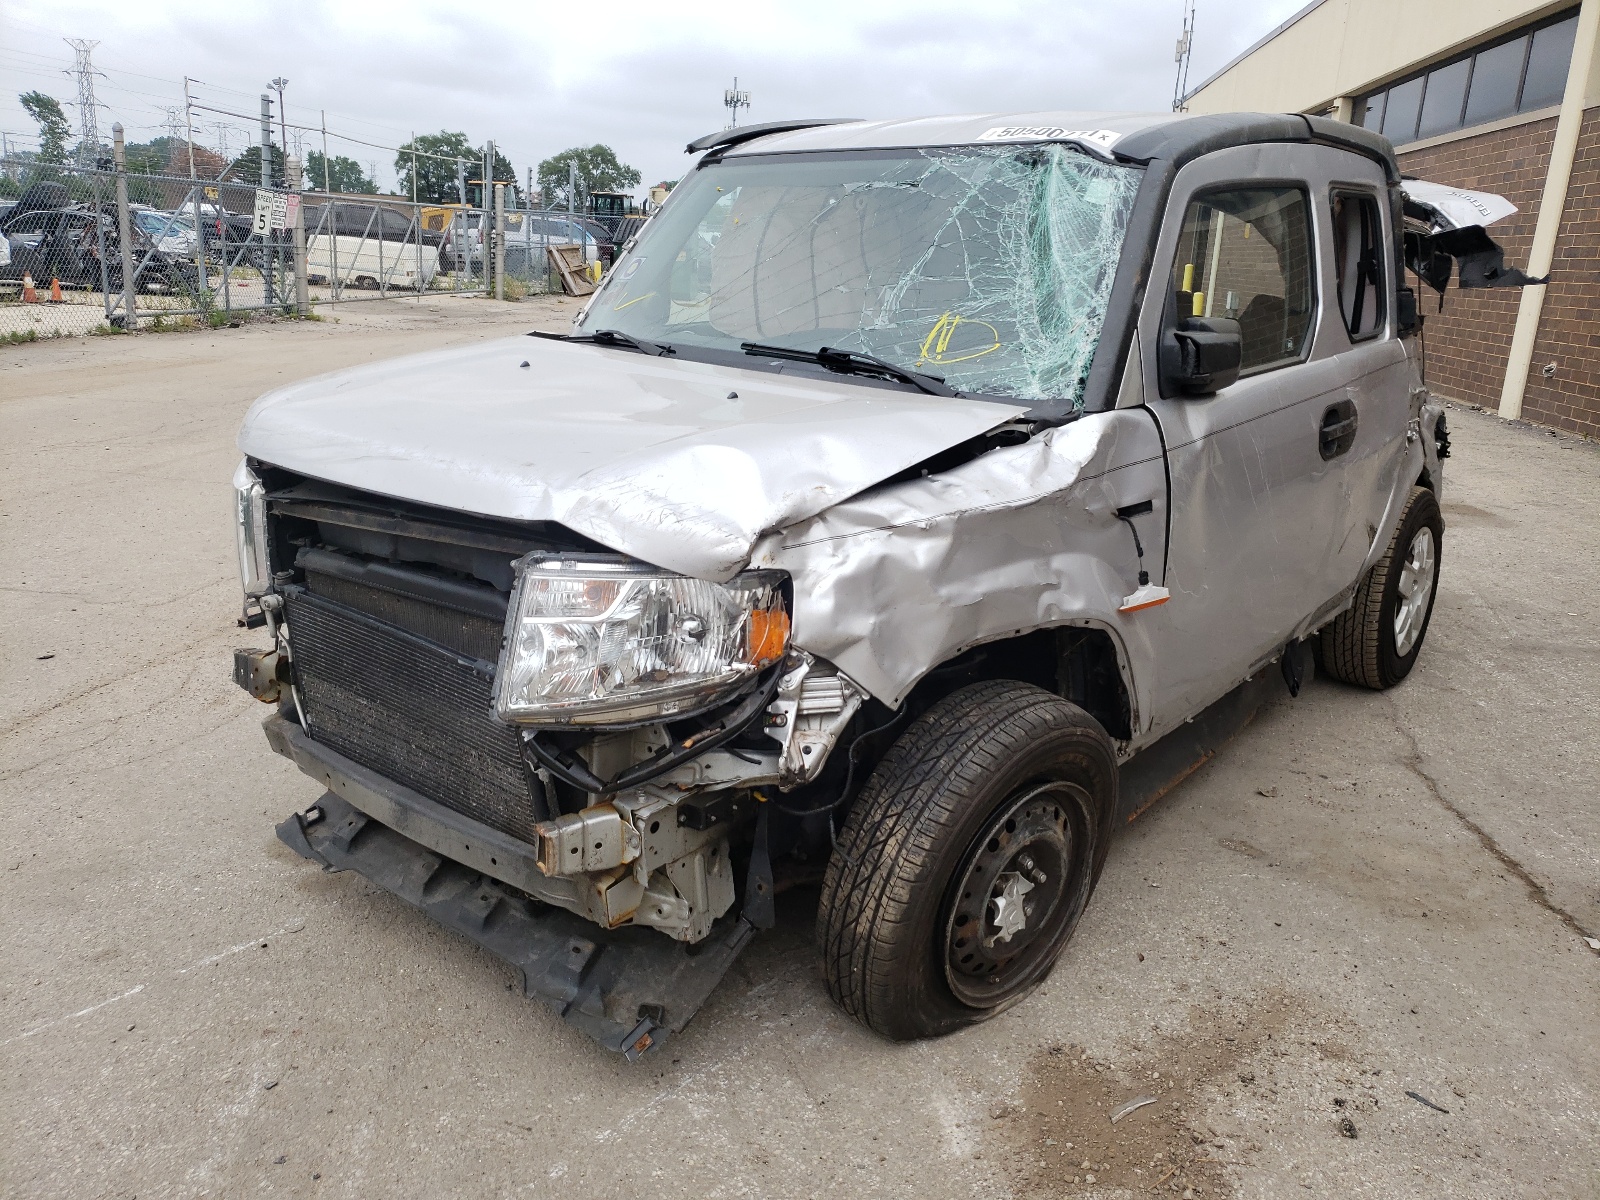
[233,459,269,597]
[495,557,789,727]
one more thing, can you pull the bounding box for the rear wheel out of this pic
[817,680,1116,1040]
[1319,485,1443,689]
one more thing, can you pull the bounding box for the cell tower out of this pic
[64,38,103,165]
[724,78,750,129]
[1171,1,1196,112]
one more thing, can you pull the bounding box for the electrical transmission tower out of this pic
[64,38,103,165]
[1171,0,1196,112]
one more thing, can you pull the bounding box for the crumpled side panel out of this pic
[755,411,1170,725]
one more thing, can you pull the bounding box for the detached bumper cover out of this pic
[266,716,754,1058]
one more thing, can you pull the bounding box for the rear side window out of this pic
[1170,186,1315,373]
[1331,192,1385,340]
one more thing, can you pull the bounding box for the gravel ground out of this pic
[1,301,1596,1199]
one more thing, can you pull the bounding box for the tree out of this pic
[307,150,376,194]
[395,131,514,205]
[223,144,286,189]
[19,91,71,165]
[124,136,181,176]
[538,145,641,211]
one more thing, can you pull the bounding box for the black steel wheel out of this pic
[943,779,1095,1008]
[818,680,1116,1040]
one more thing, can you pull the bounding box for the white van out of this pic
[304,202,440,290]
[306,232,439,290]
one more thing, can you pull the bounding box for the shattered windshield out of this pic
[582,145,1143,408]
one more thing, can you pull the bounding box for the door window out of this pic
[1331,192,1385,340]
[1169,186,1315,373]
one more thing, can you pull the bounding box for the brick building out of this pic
[1186,0,1600,438]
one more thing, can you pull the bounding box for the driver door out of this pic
[1138,144,1353,734]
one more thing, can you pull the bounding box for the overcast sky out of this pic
[2,0,1306,199]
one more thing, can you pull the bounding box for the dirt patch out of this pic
[994,991,1352,1198]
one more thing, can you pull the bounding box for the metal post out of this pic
[93,165,113,322]
[112,124,136,326]
[568,161,576,217]
[485,140,495,293]
[322,110,338,303]
[288,155,309,316]
[260,93,275,305]
[494,182,506,301]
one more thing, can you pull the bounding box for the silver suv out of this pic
[233,111,1530,1059]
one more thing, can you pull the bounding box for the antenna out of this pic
[724,78,750,129]
[1172,0,1196,112]
[64,37,103,165]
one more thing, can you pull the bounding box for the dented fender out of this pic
[754,409,1170,739]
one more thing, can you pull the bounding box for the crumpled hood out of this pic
[238,335,1025,580]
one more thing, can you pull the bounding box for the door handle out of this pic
[1320,399,1358,460]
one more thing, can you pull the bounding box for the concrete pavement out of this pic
[2,303,1595,1199]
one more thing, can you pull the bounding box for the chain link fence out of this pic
[1,154,623,340]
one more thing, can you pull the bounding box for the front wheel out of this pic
[817,680,1116,1041]
[1319,485,1444,689]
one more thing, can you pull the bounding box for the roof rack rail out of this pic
[685,119,859,156]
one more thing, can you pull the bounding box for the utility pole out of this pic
[261,93,275,304]
[65,38,103,166]
[184,77,207,294]
[1172,0,1196,112]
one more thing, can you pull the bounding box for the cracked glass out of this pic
[584,145,1143,409]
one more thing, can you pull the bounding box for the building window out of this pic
[1355,8,1579,144]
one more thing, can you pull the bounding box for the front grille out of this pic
[285,587,546,841]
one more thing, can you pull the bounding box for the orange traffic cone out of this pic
[49,277,63,303]
[21,272,38,303]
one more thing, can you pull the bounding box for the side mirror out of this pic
[1395,285,1421,338]
[1160,316,1242,396]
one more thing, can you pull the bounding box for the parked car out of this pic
[234,111,1534,1059]
[2,205,196,294]
[131,206,199,257]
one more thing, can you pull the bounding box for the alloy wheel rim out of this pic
[1393,526,1436,657]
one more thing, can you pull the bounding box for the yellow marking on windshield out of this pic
[611,291,656,311]
[917,312,1001,366]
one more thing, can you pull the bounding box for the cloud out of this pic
[2,0,1307,195]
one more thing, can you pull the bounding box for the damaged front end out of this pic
[235,464,871,1056]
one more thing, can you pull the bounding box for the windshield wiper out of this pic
[741,342,957,397]
[529,328,675,357]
